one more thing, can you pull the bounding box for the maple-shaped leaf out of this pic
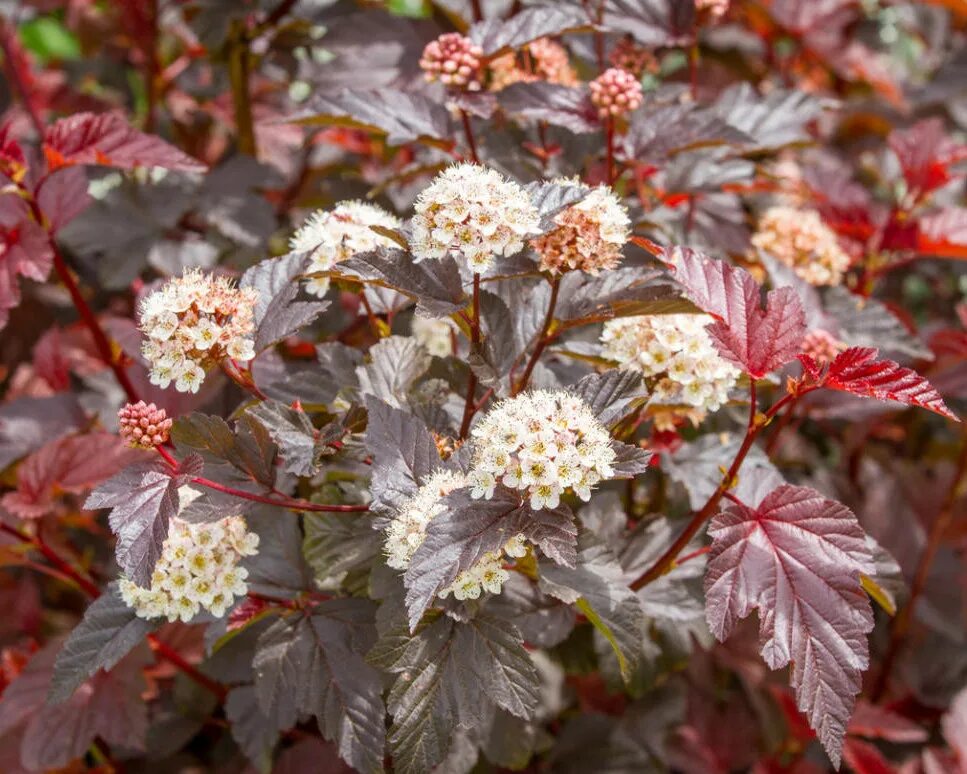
[1,194,54,331]
[664,246,806,378]
[805,347,957,421]
[704,484,876,767]
[887,118,967,196]
[85,456,201,586]
[42,112,206,172]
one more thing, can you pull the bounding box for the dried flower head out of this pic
[531,184,631,275]
[139,269,258,393]
[420,33,484,91]
[120,491,259,622]
[751,206,851,286]
[488,37,578,91]
[118,401,172,449]
[589,67,644,119]
[467,390,617,510]
[609,37,660,78]
[601,314,739,422]
[411,163,540,272]
[383,470,526,601]
[801,329,845,363]
[291,201,401,297]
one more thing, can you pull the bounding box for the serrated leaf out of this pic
[225,685,278,768]
[372,613,538,774]
[303,511,383,582]
[524,181,590,231]
[623,103,752,164]
[557,266,693,324]
[404,488,577,630]
[704,484,876,766]
[470,6,589,56]
[498,82,599,133]
[247,399,327,477]
[609,440,653,478]
[49,582,156,703]
[357,335,432,408]
[572,369,648,427]
[540,532,648,684]
[252,603,385,773]
[287,89,453,146]
[85,457,199,586]
[602,0,694,47]
[665,246,806,378]
[42,111,206,172]
[824,286,930,360]
[240,250,329,352]
[0,194,54,331]
[812,347,957,420]
[713,83,831,149]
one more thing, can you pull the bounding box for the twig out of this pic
[459,274,482,438]
[512,276,560,395]
[227,18,257,156]
[460,109,480,164]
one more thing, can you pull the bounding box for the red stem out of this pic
[630,385,806,590]
[460,109,480,164]
[871,429,967,701]
[605,117,615,187]
[459,274,482,439]
[513,275,560,396]
[147,635,226,699]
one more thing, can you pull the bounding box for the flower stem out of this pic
[871,428,967,701]
[629,384,805,590]
[227,18,256,156]
[513,275,561,396]
[605,117,615,187]
[459,274,482,439]
[460,109,480,164]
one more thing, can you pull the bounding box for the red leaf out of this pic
[841,738,896,774]
[0,194,54,331]
[1,432,140,519]
[888,119,967,196]
[704,484,875,767]
[664,246,806,378]
[917,207,967,260]
[0,124,26,182]
[848,700,927,743]
[35,168,92,233]
[42,112,206,173]
[822,347,957,421]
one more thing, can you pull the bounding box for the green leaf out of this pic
[18,17,80,61]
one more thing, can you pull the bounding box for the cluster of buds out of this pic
[420,33,484,91]
[601,314,739,426]
[801,329,845,363]
[751,206,851,286]
[609,37,660,78]
[290,201,401,297]
[589,67,644,119]
[411,163,541,272]
[139,269,257,393]
[488,37,578,91]
[383,470,527,601]
[531,184,631,275]
[120,500,259,622]
[466,390,616,510]
[118,401,172,449]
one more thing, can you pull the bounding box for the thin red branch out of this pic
[0,22,45,137]
[459,274,482,438]
[460,109,480,164]
[512,275,561,396]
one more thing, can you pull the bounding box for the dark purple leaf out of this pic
[470,6,589,56]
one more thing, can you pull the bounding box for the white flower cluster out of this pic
[601,314,739,418]
[411,164,540,272]
[383,470,527,601]
[290,201,401,297]
[139,269,257,393]
[120,507,259,622]
[532,183,631,275]
[467,391,616,510]
[751,206,851,286]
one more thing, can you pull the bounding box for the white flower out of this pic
[468,390,616,506]
[601,314,740,426]
[291,201,401,298]
[139,269,258,393]
[411,164,540,272]
[120,492,259,623]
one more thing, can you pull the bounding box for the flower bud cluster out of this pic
[383,470,526,601]
[589,67,644,119]
[801,329,845,363]
[120,507,259,622]
[609,38,660,78]
[420,33,484,91]
[411,164,540,272]
[751,206,851,286]
[601,314,739,418]
[139,269,257,393]
[118,401,172,448]
[467,391,616,510]
[488,37,578,91]
[531,184,630,275]
[290,201,401,297]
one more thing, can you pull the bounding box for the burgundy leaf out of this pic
[817,347,957,421]
[36,168,92,233]
[704,484,875,766]
[847,700,927,743]
[888,118,967,196]
[42,112,206,172]
[841,738,895,774]
[664,246,806,378]
[0,194,54,331]
[917,207,967,260]
[0,124,25,181]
